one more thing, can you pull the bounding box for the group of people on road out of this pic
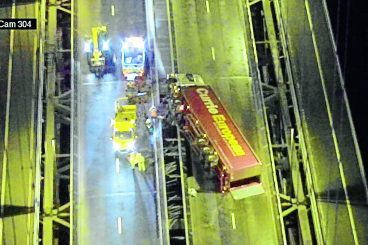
[124,78,170,173]
[125,78,154,173]
[128,152,146,172]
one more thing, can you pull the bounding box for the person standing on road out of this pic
[136,153,146,172]
[128,152,138,169]
[128,152,146,172]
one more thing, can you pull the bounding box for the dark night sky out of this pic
[327,0,368,165]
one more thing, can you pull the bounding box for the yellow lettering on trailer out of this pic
[213,115,245,156]
[197,88,246,157]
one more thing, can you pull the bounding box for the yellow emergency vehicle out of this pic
[111,97,137,153]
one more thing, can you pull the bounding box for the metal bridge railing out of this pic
[245,0,368,244]
[71,0,79,240]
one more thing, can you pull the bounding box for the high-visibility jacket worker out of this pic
[136,153,146,172]
[128,153,138,169]
[128,152,146,171]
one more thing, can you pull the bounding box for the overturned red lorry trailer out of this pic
[169,76,264,199]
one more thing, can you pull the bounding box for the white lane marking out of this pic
[115,158,120,174]
[117,217,122,234]
[231,212,236,229]
[206,0,210,13]
[111,5,115,16]
[211,47,216,60]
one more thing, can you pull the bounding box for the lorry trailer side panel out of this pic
[182,86,262,182]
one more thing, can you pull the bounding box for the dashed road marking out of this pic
[111,5,115,16]
[115,158,120,174]
[231,212,236,229]
[206,0,210,13]
[117,216,122,234]
[211,47,216,60]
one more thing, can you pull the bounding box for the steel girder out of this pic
[161,123,190,244]
[41,0,73,244]
[245,0,321,244]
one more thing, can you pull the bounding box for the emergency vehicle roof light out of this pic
[113,141,120,151]
[84,41,91,52]
[102,40,109,51]
[124,37,144,49]
[126,141,135,151]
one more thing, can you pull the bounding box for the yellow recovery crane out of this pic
[84,26,115,78]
